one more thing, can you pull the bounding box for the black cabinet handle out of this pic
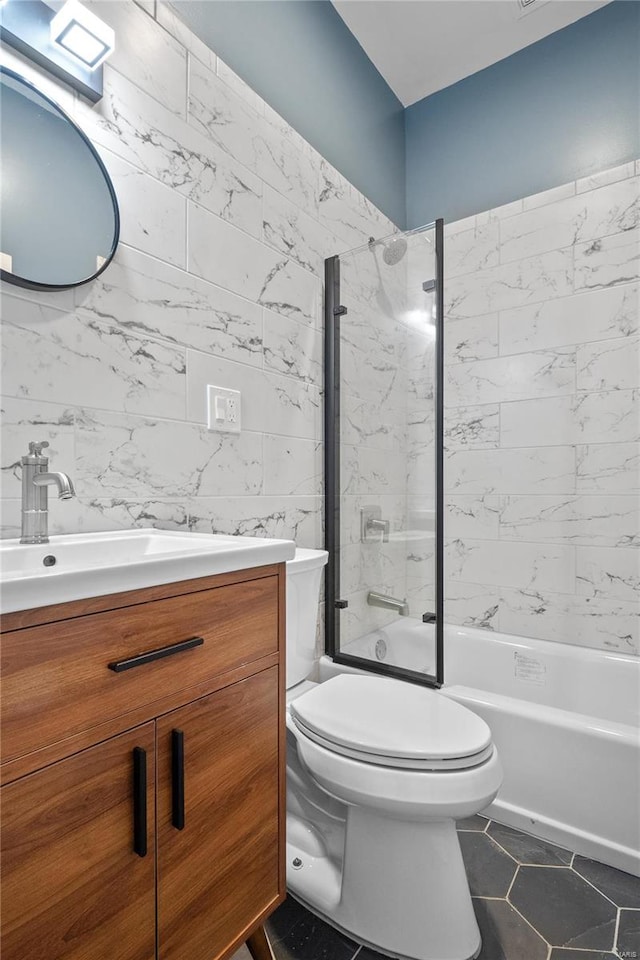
[108,636,204,673]
[133,747,147,857]
[172,729,185,831]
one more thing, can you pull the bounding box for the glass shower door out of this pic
[325,221,444,687]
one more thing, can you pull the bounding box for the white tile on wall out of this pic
[576,162,637,194]
[446,496,500,539]
[446,446,576,495]
[445,537,576,594]
[216,58,264,114]
[262,309,323,386]
[263,436,323,497]
[75,244,264,368]
[576,546,640,602]
[1,294,186,420]
[499,494,639,547]
[498,587,639,655]
[187,495,322,549]
[444,222,499,279]
[500,390,640,448]
[74,408,263,500]
[444,404,500,450]
[99,150,187,268]
[446,348,575,407]
[499,177,639,264]
[186,350,321,441]
[75,65,264,239]
[444,581,502,631]
[577,335,640,392]
[155,2,217,71]
[86,0,188,117]
[575,229,640,291]
[522,181,576,211]
[188,202,319,324]
[445,248,573,319]
[576,442,640,494]
[499,282,639,355]
[262,183,337,277]
[187,55,318,217]
[444,314,499,365]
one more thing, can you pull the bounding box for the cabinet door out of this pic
[157,667,282,960]
[1,724,156,960]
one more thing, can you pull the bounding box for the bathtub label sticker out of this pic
[514,652,547,685]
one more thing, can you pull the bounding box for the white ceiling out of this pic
[332,0,611,106]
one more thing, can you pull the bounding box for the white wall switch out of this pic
[207,385,241,433]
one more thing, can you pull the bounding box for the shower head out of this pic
[368,235,408,266]
[382,237,408,266]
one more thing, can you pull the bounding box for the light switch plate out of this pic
[207,384,241,433]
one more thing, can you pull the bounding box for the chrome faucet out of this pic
[20,441,75,544]
[365,518,390,542]
[367,591,410,617]
[361,506,390,543]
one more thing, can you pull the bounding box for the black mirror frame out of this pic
[0,65,120,292]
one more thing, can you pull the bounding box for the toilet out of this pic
[285,548,503,960]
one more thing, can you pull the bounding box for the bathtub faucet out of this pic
[367,591,410,617]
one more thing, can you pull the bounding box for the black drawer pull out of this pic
[172,729,185,831]
[133,747,147,857]
[108,636,204,673]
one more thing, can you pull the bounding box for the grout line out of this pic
[571,865,625,910]
[506,863,520,901]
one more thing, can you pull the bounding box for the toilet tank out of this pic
[286,548,328,689]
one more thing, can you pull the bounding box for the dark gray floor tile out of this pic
[266,896,359,960]
[573,856,640,908]
[473,897,547,960]
[459,831,518,897]
[509,866,617,951]
[488,821,572,866]
[550,950,617,959]
[616,909,640,958]
[457,814,490,832]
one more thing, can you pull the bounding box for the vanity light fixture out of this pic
[0,0,111,101]
[50,0,114,71]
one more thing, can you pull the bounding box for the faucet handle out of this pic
[23,441,50,464]
[28,441,50,457]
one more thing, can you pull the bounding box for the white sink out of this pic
[0,528,295,614]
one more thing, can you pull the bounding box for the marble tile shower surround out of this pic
[442,162,640,656]
[0,5,638,659]
[0,0,397,638]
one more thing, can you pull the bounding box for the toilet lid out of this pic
[290,674,492,765]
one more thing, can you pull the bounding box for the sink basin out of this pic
[0,528,295,614]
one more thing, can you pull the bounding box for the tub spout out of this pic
[367,591,410,617]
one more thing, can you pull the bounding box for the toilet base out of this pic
[287,808,482,960]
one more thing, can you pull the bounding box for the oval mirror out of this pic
[0,66,119,290]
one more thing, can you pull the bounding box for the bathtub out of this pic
[320,622,640,877]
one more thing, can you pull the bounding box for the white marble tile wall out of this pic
[444,163,640,655]
[0,1,397,556]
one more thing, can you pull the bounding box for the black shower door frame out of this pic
[324,219,444,688]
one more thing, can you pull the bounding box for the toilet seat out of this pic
[290,674,493,771]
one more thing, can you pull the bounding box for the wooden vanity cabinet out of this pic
[0,564,286,960]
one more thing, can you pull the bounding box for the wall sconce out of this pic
[50,1,115,71]
[0,0,115,101]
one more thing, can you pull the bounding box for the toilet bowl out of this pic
[285,549,503,960]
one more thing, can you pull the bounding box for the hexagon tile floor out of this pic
[263,816,640,960]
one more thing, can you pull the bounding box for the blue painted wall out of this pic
[405,1,640,228]
[173,1,406,226]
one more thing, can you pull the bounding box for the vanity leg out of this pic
[246,924,275,960]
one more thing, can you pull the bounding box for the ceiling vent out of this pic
[517,0,550,17]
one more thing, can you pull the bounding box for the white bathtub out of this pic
[320,622,640,876]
